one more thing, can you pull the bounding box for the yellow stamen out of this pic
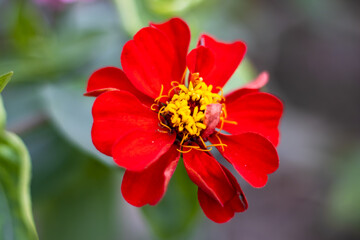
[181,68,188,85]
[157,106,172,132]
[177,147,193,153]
[151,103,158,111]
[196,147,213,152]
[151,72,232,153]
[199,136,207,148]
[154,84,164,103]
[216,86,225,101]
[214,134,225,152]
[223,119,238,125]
[180,133,189,146]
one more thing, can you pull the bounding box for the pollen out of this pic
[162,73,223,139]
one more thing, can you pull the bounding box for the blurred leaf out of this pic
[141,158,200,239]
[8,0,47,52]
[35,150,119,240]
[16,119,119,240]
[41,83,114,166]
[1,83,44,133]
[327,148,360,230]
[0,33,100,83]
[0,131,38,240]
[0,72,13,93]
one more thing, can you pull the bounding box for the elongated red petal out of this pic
[112,130,175,171]
[91,91,159,156]
[223,92,283,146]
[85,67,153,104]
[121,27,183,100]
[210,133,279,188]
[151,17,190,81]
[224,72,269,103]
[197,34,246,89]
[183,149,235,206]
[186,46,215,79]
[121,144,179,207]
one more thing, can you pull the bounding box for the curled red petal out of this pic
[121,144,180,207]
[197,34,246,89]
[197,165,247,223]
[220,166,248,213]
[186,46,215,79]
[224,92,283,146]
[224,72,269,103]
[151,17,190,82]
[209,133,279,188]
[112,130,176,171]
[121,27,183,100]
[91,90,159,156]
[183,149,235,206]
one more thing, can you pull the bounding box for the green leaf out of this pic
[41,83,114,166]
[0,131,38,240]
[0,72,13,93]
[141,158,200,239]
[35,151,119,240]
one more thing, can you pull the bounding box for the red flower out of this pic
[85,18,283,223]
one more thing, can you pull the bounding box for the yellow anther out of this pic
[179,85,188,93]
[189,81,194,91]
[196,122,206,129]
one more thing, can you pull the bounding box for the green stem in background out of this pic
[0,71,38,239]
[0,131,38,240]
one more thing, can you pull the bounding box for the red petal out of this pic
[209,133,279,188]
[85,67,153,104]
[197,165,247,223]
[198,34,246,89]
[224,92,283,146]
[91,90,159,156]
[186,46,215,79]
[112,130,176,171]
[183,149,235,206]
[121,144,180,207]
[198,189,233,223]
[151,17,190,82]
[220,166,248,213]
[121,27,184,100]
[224,72,269,103]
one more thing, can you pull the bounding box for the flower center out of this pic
[152,73,232,152]
[163,75,222,137]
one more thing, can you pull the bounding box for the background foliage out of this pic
[0,0,359,239]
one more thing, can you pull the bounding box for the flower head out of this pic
[85,18,283,223]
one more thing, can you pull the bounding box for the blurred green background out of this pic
[0,0,360,239]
